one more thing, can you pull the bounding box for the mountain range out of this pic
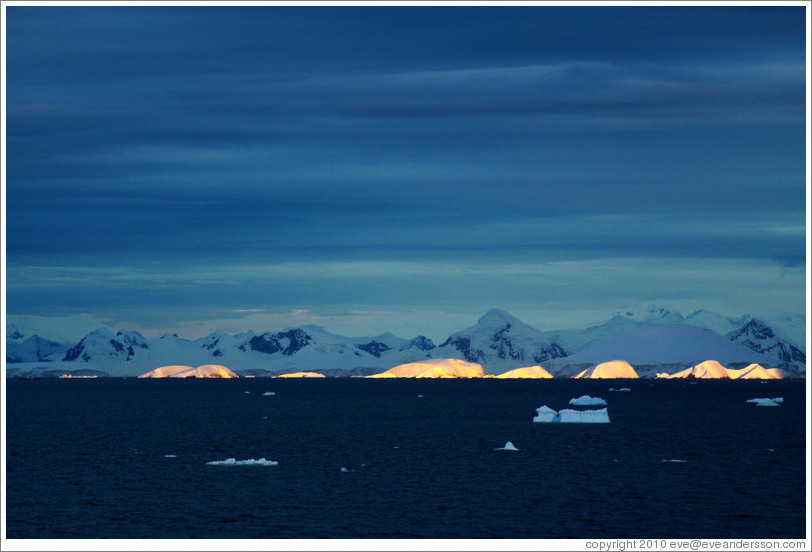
[5,306,806,378]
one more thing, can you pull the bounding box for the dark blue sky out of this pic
[4,5,808,340]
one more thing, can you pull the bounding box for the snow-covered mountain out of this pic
[5,336,68,363]
[5,306,805,377]
[11,324,437,377]
[430,309,568,374]
[726,318,805,369]
[765,313,806,347]
[544,324,789,378]
[547,306,804,360]
[6,313,108,344]
[684,309,747,336]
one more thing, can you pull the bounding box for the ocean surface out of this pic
[5,378,807,539]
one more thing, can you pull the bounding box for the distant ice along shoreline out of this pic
[6,358,798,380]
[6,308,805,378]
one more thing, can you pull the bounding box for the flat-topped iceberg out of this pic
[558,407,610,423]
[206,457,278,466]
[746,397,784,407]
[569,395,607,406]
[533,405,610,423]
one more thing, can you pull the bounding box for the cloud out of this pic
[4,6,806,337]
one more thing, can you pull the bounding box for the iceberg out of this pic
[533,405,559,423]
[366,358,490,379]
[139,364,239,378]
[495,441,519,451]
[496,365,553,379]
[573,360,639,379]
[533,405,610,423]
[206,457,278,466]
[608,387,631,392]
[558,408,610,423]
[746,397,783,407]
[262,391,276,396]
[728,364,784,380]
[662,459,687,463]
[569,395,607,406]
[667,360,730,379]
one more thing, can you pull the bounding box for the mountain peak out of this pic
[477,308,521,326]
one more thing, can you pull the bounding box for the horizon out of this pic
[5,304,806,345]
[3,4,808,349]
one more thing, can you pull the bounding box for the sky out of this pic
[2,3,809,342]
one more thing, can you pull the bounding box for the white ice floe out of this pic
[340,467,351,472]
[533,405,559,423]
[746,397,783,407]
[244,391,250,394]
[206,457,278,466]
[418,394,423,398]
[495,441,519,451]
[609,387,631,392]
[662,459,687,463]
[569,395,607,406]
[558,407,610,423]
[164,454,177,458]
[262,391,275,396]
[533,405,610,423]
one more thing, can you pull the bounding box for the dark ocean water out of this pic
[5,378,807,539]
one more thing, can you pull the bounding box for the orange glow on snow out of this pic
[138,364,239,378]
[573,360,639,379]
[496,365,554,379]
[366,358,491,378]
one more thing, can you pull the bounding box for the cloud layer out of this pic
[4,6,807,338]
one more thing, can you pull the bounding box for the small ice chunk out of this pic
[207,457,278,466]
[340,467,350,472]
[746,397,782,407]
[495,441,519,451]
[569,395,607,406]
[558,408,610,423]
[662,459,687,463]
[417,394,423,398]
[262,391,275,396]
[608,387,631,392]
[244,391,250,394]
[163,454,177,458]
[533,405,559,423]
